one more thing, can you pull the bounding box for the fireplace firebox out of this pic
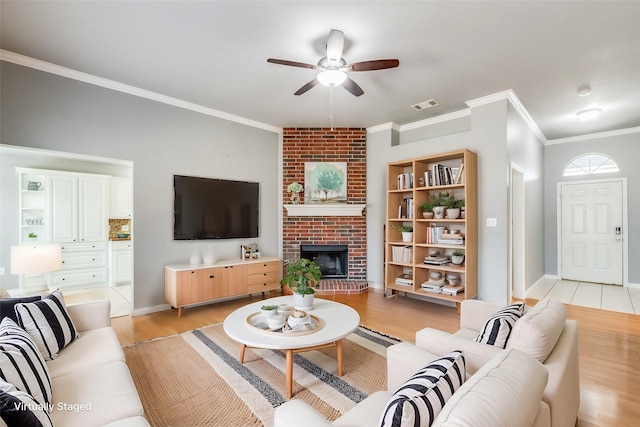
[300,244,348,279]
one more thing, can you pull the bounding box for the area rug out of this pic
[123,324,400,427]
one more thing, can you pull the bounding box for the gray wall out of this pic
[366,100,539,304]
[1,62,280,310]
[544,132,640,284]
[506,103,545,291]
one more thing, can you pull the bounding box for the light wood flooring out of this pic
[112,289,640,427]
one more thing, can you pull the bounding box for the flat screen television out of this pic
[173,175,259,240]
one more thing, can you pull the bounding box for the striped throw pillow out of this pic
[0,318,52,406]
[474,303,524,348]
[15,289,79,361]
[380,350,466,427]
[0,379,53,427]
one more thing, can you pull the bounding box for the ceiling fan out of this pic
[267,29,399,97]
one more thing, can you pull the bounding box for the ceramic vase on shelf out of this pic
[446,208,460,219]
[433,206,445,219]
[190,247,202,265]
[203,245,217,264]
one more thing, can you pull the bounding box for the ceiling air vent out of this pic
[412,99,439,111]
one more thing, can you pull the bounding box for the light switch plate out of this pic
[0,267,4,275]
[121,225,130,232]
[486,218,497,227]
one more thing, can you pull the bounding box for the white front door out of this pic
[560,180,623,284]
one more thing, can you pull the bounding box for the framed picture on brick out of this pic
[304,162,347,204]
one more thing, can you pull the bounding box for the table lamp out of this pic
[11,244,62,293]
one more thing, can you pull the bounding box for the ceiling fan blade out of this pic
[344,59,400,72]
[326,29,344,63]
[267,58,321,70]
[294,78,320,95]
[342,77,364,97]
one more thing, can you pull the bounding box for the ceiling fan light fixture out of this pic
[317,69,347,87]
[576,108,601,121]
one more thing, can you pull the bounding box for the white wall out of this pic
[0,62,280,310]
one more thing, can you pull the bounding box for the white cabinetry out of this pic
[109,241,132,285]
[49,173,109,243]
[110,178,132,218]
[52,242,108,288]
[16,168,110,290]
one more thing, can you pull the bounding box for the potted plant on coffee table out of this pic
[280,258,322,309]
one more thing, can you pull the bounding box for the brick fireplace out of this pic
[282,127,367,285]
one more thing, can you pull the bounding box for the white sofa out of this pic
[46,300,149,427]
[415,298,580,427]
[275,344,551,427]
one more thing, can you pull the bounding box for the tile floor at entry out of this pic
[527,278,640,315]
[63,285,131,318]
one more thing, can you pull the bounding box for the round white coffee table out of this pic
[223,296,360,398]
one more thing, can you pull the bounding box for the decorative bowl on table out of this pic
[266,315,285,330]
[117,233,130,239]
[277,304,293,317]
[288,310,311,326]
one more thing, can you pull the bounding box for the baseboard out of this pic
[625,282,640,289]
[130,303,171,316]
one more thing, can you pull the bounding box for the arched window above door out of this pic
[563,153,619,177]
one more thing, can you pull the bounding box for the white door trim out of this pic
[556,177,628,286]
[509,163,526,299]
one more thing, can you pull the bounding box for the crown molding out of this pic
[546,126,640,145]
[367,122,398,133]
[398,109,471,132]
[0,49,282,134]
[466,89,547,144]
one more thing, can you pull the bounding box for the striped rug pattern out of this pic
[124,323,400,427]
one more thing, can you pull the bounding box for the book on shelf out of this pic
[420,281,444,293]
[397,172,414,190]
[398,197,414,219]
[430,162,464,186]
[423,256,450,265]
[392,246,413,263]
[441,284,465,295]
[395,273,414,286]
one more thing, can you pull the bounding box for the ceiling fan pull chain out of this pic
[329,85,335,130]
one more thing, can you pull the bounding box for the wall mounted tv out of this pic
[173,175,259,240]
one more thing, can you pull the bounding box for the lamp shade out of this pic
[11,244,62,275]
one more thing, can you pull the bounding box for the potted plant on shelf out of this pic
[280,258,322,309]
[394,224,413,242]
[287,182,303,204]
[432,192,453,219]
[445,197,461,219]
[419,198,436,219]
[451,250,465,265]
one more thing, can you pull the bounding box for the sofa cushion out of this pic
[474,303,524,348]
[0,296,41,323]
[46,327,125,378]
[50,361,144,427]
[506,298,566,362]
[0,318,52,406]
[15,289,79,361]
[432,349,549,427]
[380,350,465,427]
[0,379,53,427]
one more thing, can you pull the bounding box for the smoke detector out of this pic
[412,99,439,111]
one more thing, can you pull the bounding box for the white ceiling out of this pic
[1,1,639,140]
